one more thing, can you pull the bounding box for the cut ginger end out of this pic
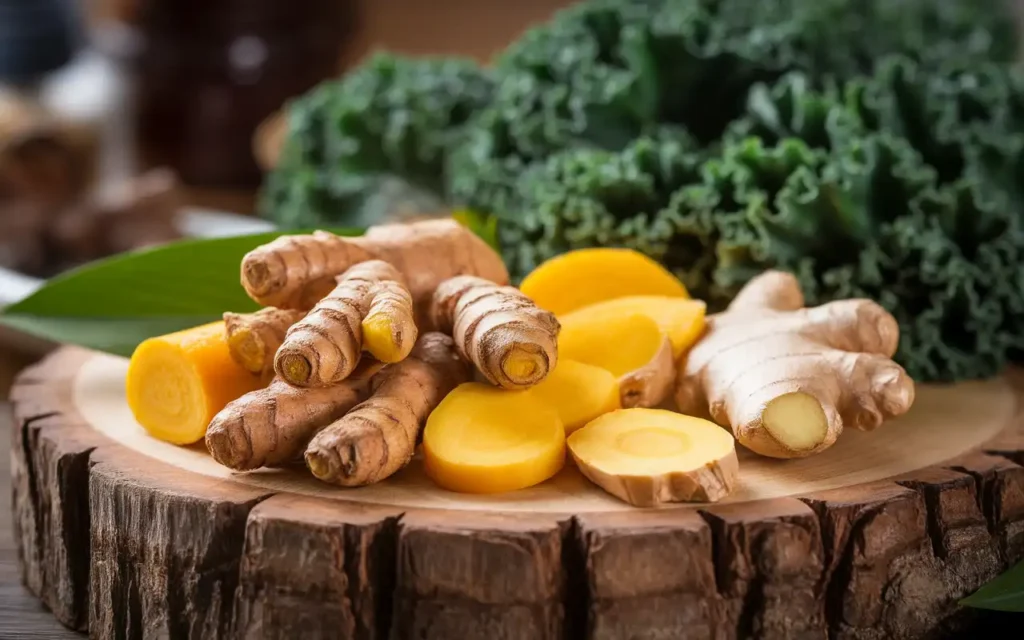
[519,248,688,316]
[530,359,621,434]
[422,382,566,494]
[559,296,706,360]
[558,312,663,378]
[126,321,264,445]
[568,409,739,507]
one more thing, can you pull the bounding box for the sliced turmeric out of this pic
[126,321,264,445]
[558,312,675,408]
[422,382,566,494]
[519,248,689,316]
[205,375,370,471]
[430,275,560,390]
[223,307,307,378]
[530,359,620,434]
[305,332,471,486]
[240,218,509,311]
[567,408,739,507]
[275,260,416,387]
[558,296,707,359]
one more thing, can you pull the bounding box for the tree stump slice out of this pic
[9,348,1024,640]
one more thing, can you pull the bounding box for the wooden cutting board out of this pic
[10,347,1024,639]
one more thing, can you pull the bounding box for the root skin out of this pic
[224,308,306,377]
[241,218,509,312]
[274,260,412,387]
[675,270,916,459]
[619,335,675,409]
[205,377,369,471]
[304,332,470,486]
[431,275,560,390]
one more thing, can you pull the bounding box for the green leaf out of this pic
[961,559,1024,612]
[452,209,500,251]
[0,228,360,356]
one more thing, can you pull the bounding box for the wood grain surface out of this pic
[7,348,1024,639]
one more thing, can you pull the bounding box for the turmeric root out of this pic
[274,260,417,387]
[559,312,675,408]
[558,296,707,359]
[305,332,470,486]
[126,321,264,445]
[567,408,738,507]
[205,376,370,471]
[224,307,307,378]
[675,270,916,459]
[240,218,509,311]
[430,276,560,390]
[530,359,620,434]
[519,248,689,316]
[422,382,566,494]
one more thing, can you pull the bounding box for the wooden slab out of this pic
[9,347,1024,639]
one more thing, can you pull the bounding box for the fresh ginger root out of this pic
[422,382,566,493]
[519,248,689,316]
[305,332,471,486]
[430,275,560,390]
[205,374,372,471]
[275,260,417,387]
[240,218,509,311]
[558,296,706,360]
[675,270,916,459]
[568,408,738,507]
[224,307,307,378]
[126,321,264,445]
[530,359,620,434]
[559,312,675,408]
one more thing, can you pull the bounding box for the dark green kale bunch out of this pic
[259,53,494,228]
[499,58,1024,381]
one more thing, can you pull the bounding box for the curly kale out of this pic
[258,0,1024,382]
[259,53,494,228]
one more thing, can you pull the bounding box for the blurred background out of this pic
[0,0,571,283]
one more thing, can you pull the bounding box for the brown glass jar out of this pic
[131,0,354,188]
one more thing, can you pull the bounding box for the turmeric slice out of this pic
[205,375,371,471]
[430,275,560,390]
[422,382,566,494]
[305,333,471,486]
[558,312,675,408]
[567,408,738,507]
[519,248,688,316]
[530,359,620,434]
[224,307,307,378]
[241,218,509,310]
[559,296,706,359]
[126,321,264,445]
[275,260,416,387]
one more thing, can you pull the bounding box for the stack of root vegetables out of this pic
[125,218,917,507]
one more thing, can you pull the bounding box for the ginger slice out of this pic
[530,359,621,434]
[224,307,307,378]
[422,382,566,494]
[275,260,417,387]
[305,333,471,487]
[559,312,675,408]
[558,296,707,359]
[430,275,560,389]
[567,408,738,507]
[240,218,509,310]
[519,247,689,316]
[126,321,264,445]
[675,270,916,459]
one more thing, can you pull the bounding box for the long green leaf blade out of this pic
[960,559,1024,612]
[0,228,360,355]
